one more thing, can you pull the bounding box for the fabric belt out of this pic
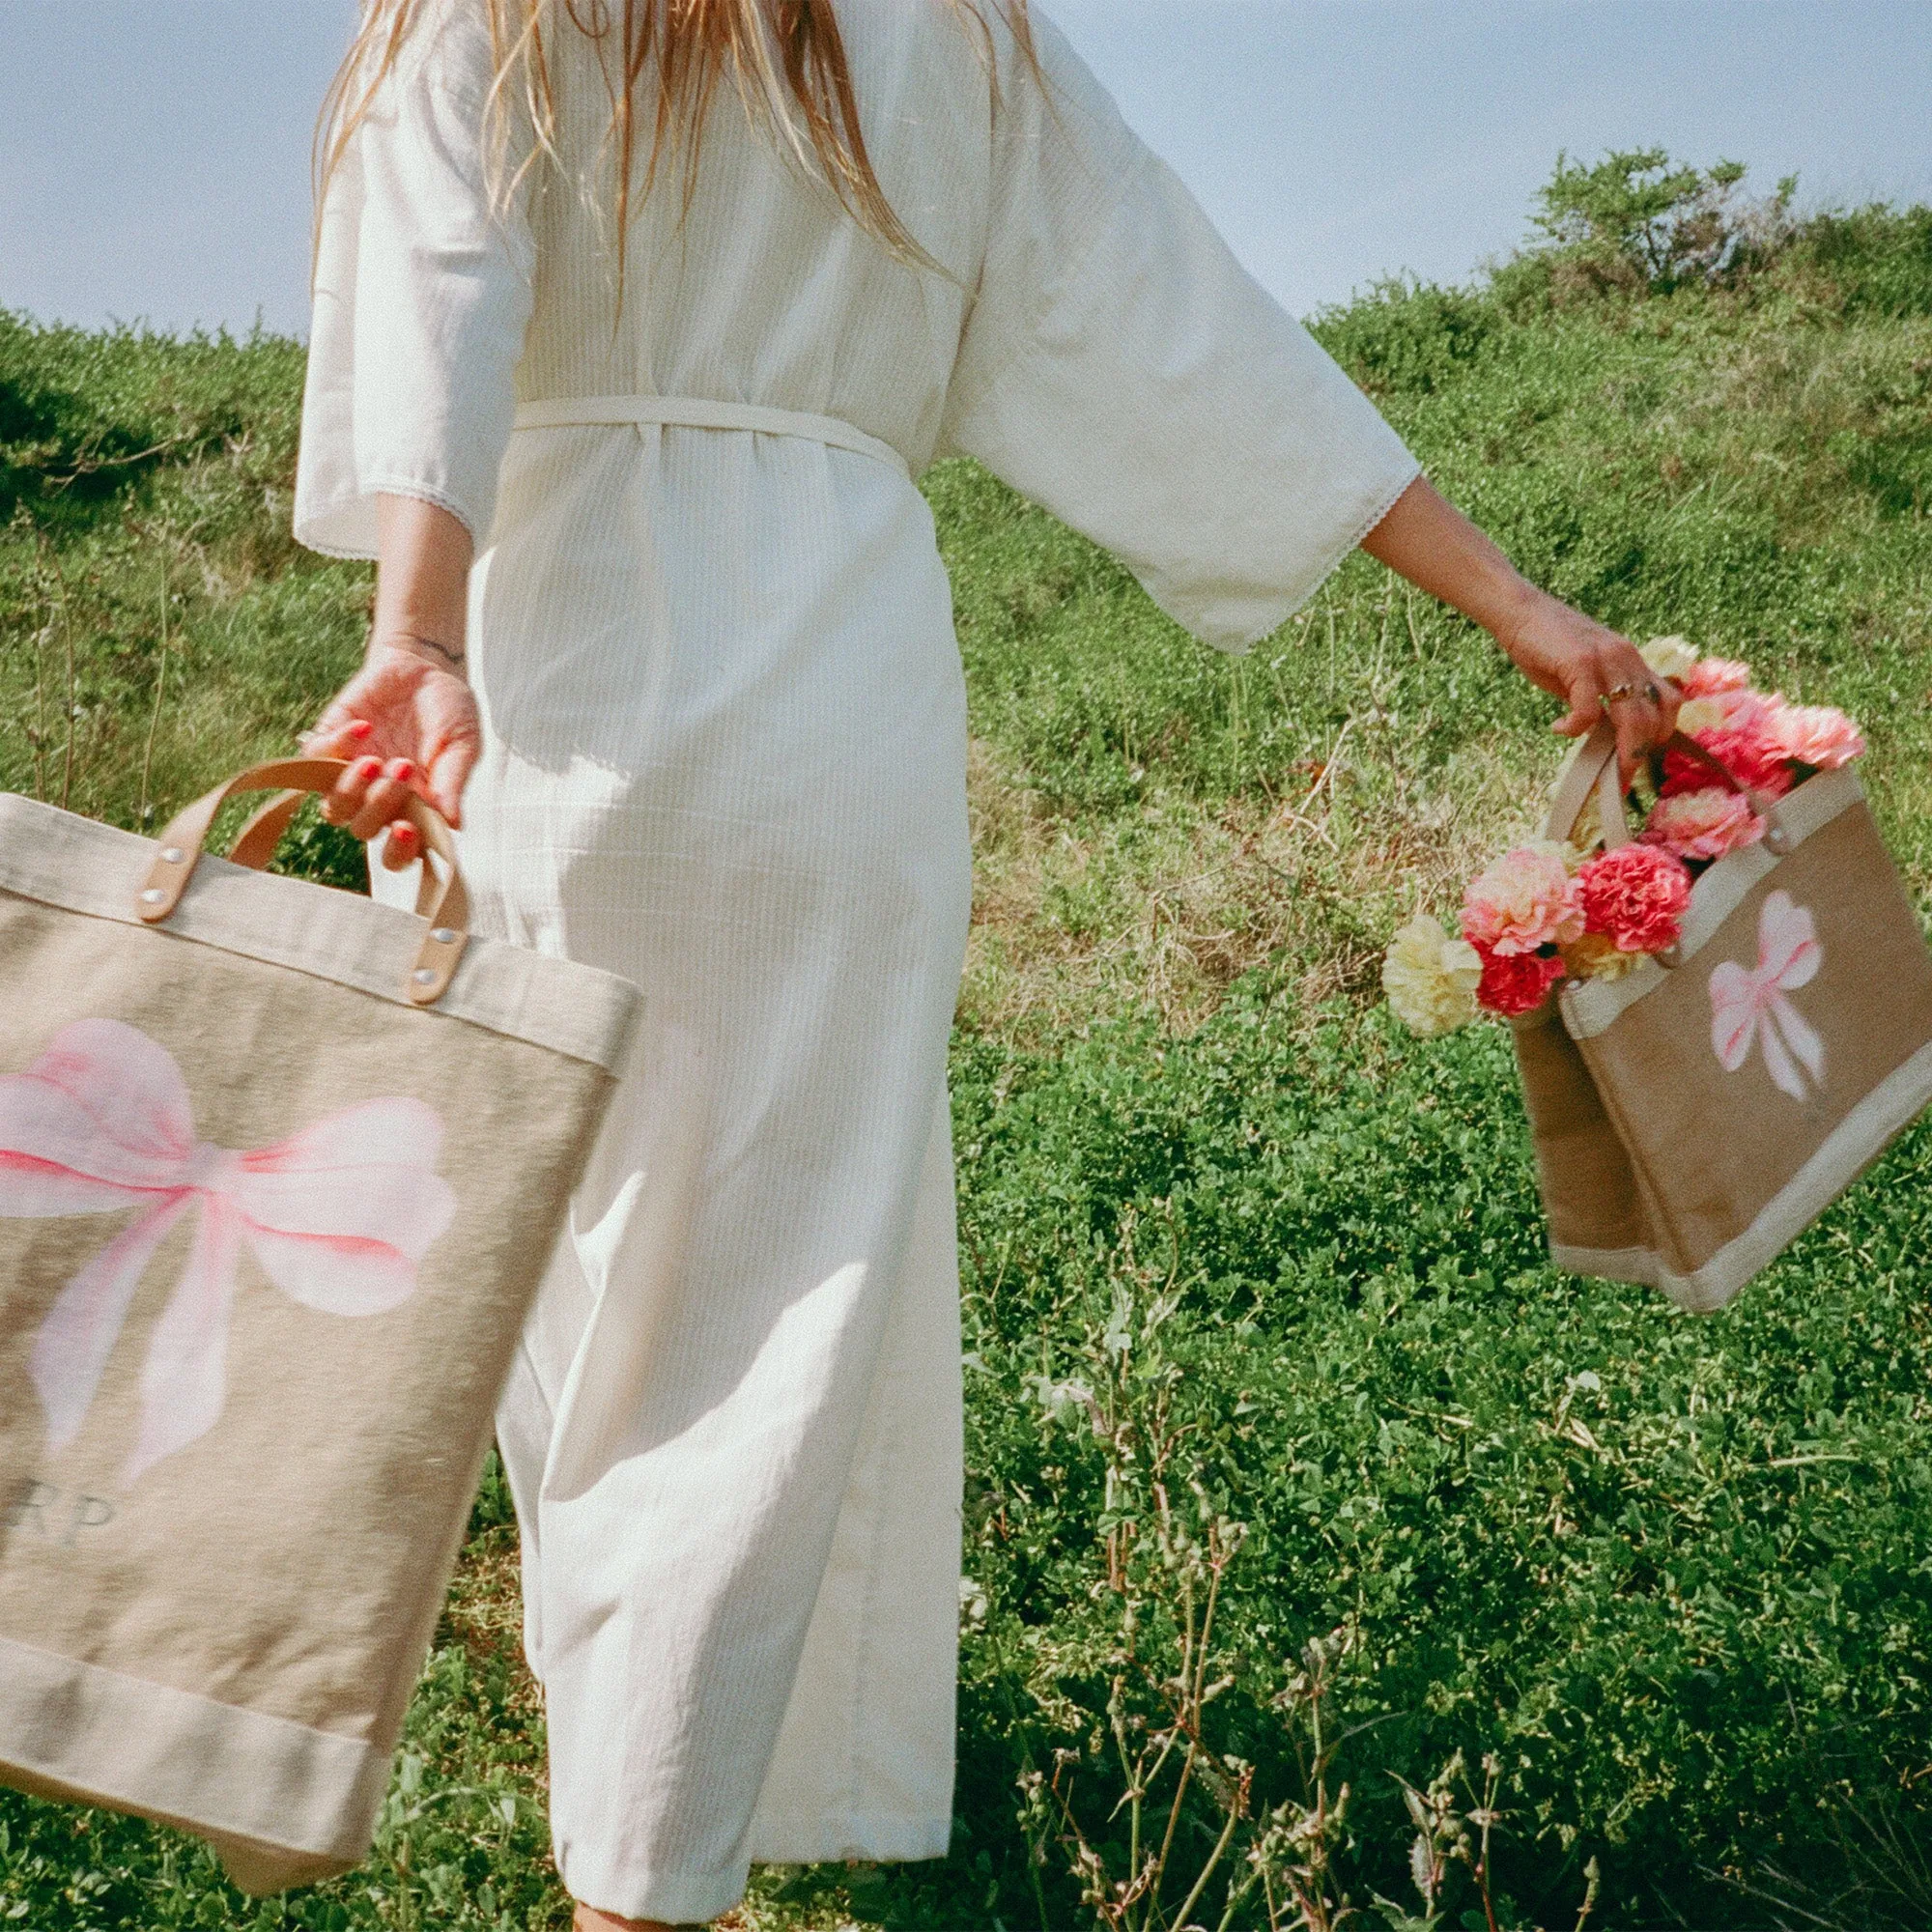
[511,394,911,481]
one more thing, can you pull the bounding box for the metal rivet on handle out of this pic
[140,888,166,905]
[431,927,457,945]
[160,847,185,865]
[412,967,439,985]
[1765,825,1791,854]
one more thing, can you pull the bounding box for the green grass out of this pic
[4,175,1932,1930]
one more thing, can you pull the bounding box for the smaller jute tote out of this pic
[1513,719,1932,1314]
[0,761,639,1891]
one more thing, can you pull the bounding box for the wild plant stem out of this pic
[43,541,77,811]
[991,1644,1054,1932]
[138,554,169,824]
[1305,1649,1336,1932]
[1170,1793,1243,1932]
[1210,1862,1259,1932]
[1112,1691,1144,1927]
[1156,1548,1237,1926]
[394,1833,413,1932]
[1193,1551,1226,1714]
[1148,1572,1200,1919]
[30,609,46,802]
[1476,1762,1501,1932]
[1572,1856,1602,1932]
[1308,1662,1326,1800]
[1173,1524,1194,1688]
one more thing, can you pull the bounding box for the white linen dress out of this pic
[294,2,1419,1919]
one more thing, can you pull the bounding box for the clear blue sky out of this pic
[4,0,1929,338]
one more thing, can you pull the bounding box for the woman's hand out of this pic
[302,640,481,870]
[1492,590,1681,785]
[1360,475,1676,782]
[301,494,479,871]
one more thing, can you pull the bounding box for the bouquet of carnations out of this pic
[1382,637,1866,1037]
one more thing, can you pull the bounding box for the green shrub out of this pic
[1786,205,1932,318]
[1529,148,1758,293]
[0,310,304,531]
[0,309,367,833]
[953,996,1932,1928]
[1312,280,1497,399]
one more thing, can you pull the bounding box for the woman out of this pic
[295,4,1674,1925]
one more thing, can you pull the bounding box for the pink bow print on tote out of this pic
[1709,890,1826,1101]
[0,1019,455,1483]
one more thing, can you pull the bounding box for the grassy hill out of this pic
[3,159,1932,1930]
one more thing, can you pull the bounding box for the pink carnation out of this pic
[1640,786,1767,863]
[1461,844,1583,955]
[1662,694,1794,800]
[1678,656,1753,697]
[1473,942,1565,1016]
[1576,843,1692,954]
[1767,701,1865,770]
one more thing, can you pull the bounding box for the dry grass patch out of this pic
[961,713,1565,1041]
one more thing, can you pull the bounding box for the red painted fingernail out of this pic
[392,760,415,781]
[348,719,373,740]
[357,757,383,781]
[391,822,416,842]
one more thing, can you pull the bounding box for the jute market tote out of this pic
[1512,719,1932,1314]
[0,760,639,1892]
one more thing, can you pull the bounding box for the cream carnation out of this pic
[1560,931,1645,982]
[1640,635,1700,680]
[1461,841,1584,955]
[1674,691,1755,737]
[1640,786,1767,862]
[1767,701,1865,770]
[1382,914,1484,1037]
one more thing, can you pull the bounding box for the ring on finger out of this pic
[1600,679,1662,710]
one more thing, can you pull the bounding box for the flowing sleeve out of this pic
[936,10,1420,653]
[294,0,534,559]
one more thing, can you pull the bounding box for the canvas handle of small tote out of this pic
[134,759,470,1006]
[1542,718,1782,853]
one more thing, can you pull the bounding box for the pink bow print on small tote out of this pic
[1709,891,1825,1100]
[0,1018,455,1483]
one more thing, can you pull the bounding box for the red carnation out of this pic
[1473,942,1564,1016]
[1661,696,1794,799]
[1662,732,1793,799]
[1576,843,1691,954]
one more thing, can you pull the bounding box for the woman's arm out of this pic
[1361,476,1677,781]
[305,477,1668,856]
[302,495,483,867]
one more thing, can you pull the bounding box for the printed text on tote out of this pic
[5,1477,115,1548]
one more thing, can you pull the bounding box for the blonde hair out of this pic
[318,0,1037,284]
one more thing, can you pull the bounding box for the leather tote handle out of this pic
[224,788,454,924]
[133,758,469,1006]
[1543,718,1781,851]
[220,789,450,926]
